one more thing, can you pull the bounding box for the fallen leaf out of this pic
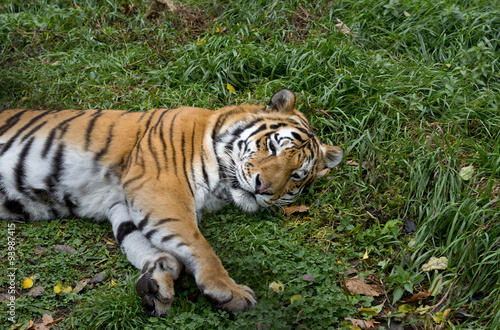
[445,63,451,68]
[34,245,47,255]
[33,323,50,330]
[335,18,353,36]
[282,205,310,215]
[226,83,236,94]
[345,276,383,297]
[403,217,416,234]
[42,314,54,326]
[111,279,117,286]
[90,272,107,284]
[302,274,315,283]
[54,244,76,254]
[345,160,359,166]
[459,165,474,181]
[398,304,415,313]
[28,286,45,297]
[359,303,384,317]
[73,279,90,294]
[290,294,302,305]
[404,11,411,17]
[22,277,34,289]
[344,317,380,329]
[215,26,226,33]
[402,291,430,303]
[415,305,432,315]
[269,281,284,293]
[422,256,448,272]
[196,39,206,44]
[362,250,369,260]
[54,282,72,294]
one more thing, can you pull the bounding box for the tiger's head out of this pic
[216,89,343,213]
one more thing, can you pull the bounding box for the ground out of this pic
[0,0,499,329]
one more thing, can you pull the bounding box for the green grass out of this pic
[1,0,499,328]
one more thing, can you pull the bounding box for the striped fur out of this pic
[0,90,343,317]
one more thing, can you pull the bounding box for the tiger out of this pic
[0,89,343,317]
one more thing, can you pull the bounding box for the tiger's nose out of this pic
[255,174,272,195]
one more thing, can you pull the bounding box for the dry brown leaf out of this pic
[54,244,76,254]
[335,18,356,36]
[33,324,50,330]
[345,317,380,329]
[74,279,90,294]
[402,291,430,303]
[42,314,54,326]
[282,205,309,216]
[345,160,360,166]
[345,276,383,297]
[28,286,45,298]
[34,245,47,255]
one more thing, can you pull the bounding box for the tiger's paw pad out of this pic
[136,256,180,317]
[202,280,257,313]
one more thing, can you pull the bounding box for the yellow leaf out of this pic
[398,304,415,314]
[54,282,72,293]
[111,279,117,286]
[22,277,34,289]
[269,281,284,293]
[54,282,62,294]
[362,250,369,260]
[422,256,448,272]
[226,83,236,94]
[196,39,206,44]
[290,294,302,305]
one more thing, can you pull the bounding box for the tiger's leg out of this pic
[108,203,181,317]
[126,200,257,314]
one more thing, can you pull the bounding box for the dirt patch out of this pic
[147,0,210,36]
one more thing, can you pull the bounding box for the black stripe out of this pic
[145,229,157,240]
[169,112,180,176]
[0,109,30,136]
[63,194,77,216]
[190,123,196,189]
[46,143,65,192]
[157,218,180,225]
[115,221,138,246]
[147,127,161,178]
[4,199,30,220]
[94,124,115,161]
[0,110,52,156]
[201,150,209,186]
[21,121,47,143]
[161,234,178,243]
[41,129,57,158]
[85,110,104,151]
[137,214,150,231]
[181,132,194,197]
[56,112,85,139]
[159,116,169,172]
[14,137,35,196]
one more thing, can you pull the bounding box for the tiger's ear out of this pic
[322,145,343,169]
[266,89,296,115]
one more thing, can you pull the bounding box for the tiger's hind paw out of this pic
[136,254,181,317]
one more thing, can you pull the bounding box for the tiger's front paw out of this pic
[136,254,180,317]
[201,278,257,313]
